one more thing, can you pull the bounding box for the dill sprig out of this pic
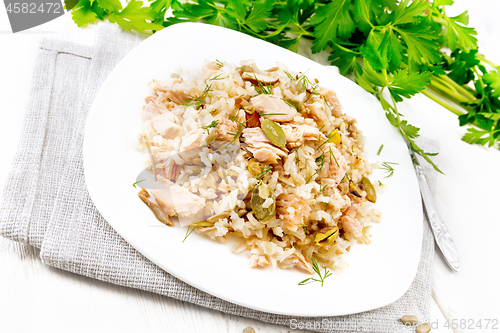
[215,59,223,68]
[340,172,351,183]
[317,131,337,150]
[381,162,399,178]
[283,70,295,81]
[209,73,227,81]
[298,256,333,287]
[259,112,288,120]
[214,121,245,152]
[377,145,384,155]
[182,225,196,243]
[328,146,339,167]
[281,98,299,110]
[255,166,273,180]
[132,179,145,188]
[253,75,273,95]
[174,84,212,109]
[306,151,326,183]
[299,223,307,234]
[201,119,219,134]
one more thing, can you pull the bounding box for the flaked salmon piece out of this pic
[321,143,348,185]
[304,99,329,123]
[276,194,311,232]
[242,127,286,164]
[152,150,180,181]
[249,253,270,268]
[138,189,174,226]
[341,215,363,238]
[281,124,320,148]
[345,203,360,218]
[142,102,162,122]
[291,251,314,274]
[204,60,220,71]
[179,132,202,161]
[216,117,240,142]
[151,184,205,217]
[250,94,297,122]
[150,115,182,139]
[341,203,362,237]
[320,88,342,117]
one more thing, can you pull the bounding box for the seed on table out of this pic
[242,327,256,333]
[416,323,431,333]
[399,315,419,325]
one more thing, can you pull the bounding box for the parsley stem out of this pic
[421,89,464,116]
[477,53,498,68]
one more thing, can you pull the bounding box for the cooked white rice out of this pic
[135,60,381,275]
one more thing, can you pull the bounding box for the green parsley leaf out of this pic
[389,69,433,102]
[108,0,164,32]
[310,0,354,53]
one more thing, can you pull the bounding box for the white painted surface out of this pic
[0,2,498,332]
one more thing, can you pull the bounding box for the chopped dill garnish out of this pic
[174,84,212,109]
[200,119,219,134]
[319,124,325,132]
[259,112,288,120]
[182,225,196,243]
[306,151,326,183]
[296,70,318,93]
[299,223,307,234]
[283,70,295,81]
[377,145,384,155]
[282,98,298,110]
[253,74,273,95]
[209,73,227,81]
[340,172,351,183]
[323,95,331,112]
[329,146,339,167]
[378,180,383,186]
[320,184,328,194]
[381,162,398,178]
[216,59,223,68]
[298,256,332,287]
[214,121,244,152]
[294,145,302,167]
[132,179,145,188]
[317,131,337,150]
[255,166,273,180]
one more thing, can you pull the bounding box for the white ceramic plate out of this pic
[83,23,422,317]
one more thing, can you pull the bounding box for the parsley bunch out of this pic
[69,0,500,171]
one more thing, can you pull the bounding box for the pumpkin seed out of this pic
[206,128,219,144]
[416,323,431,333]
[349,181,362,197]
[189,211,231,228]
[261,118,286,147]
[399,315,419,325]
[248,158,264,176]
[361,176,377,203]
[242,327,256,333]
[251,181,275,221]
[314,226,339,246]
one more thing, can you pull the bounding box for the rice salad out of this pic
[135,60,381,275]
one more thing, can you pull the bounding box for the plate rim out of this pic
[83,22,423,317]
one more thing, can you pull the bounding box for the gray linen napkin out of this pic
[0,23,436,332]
